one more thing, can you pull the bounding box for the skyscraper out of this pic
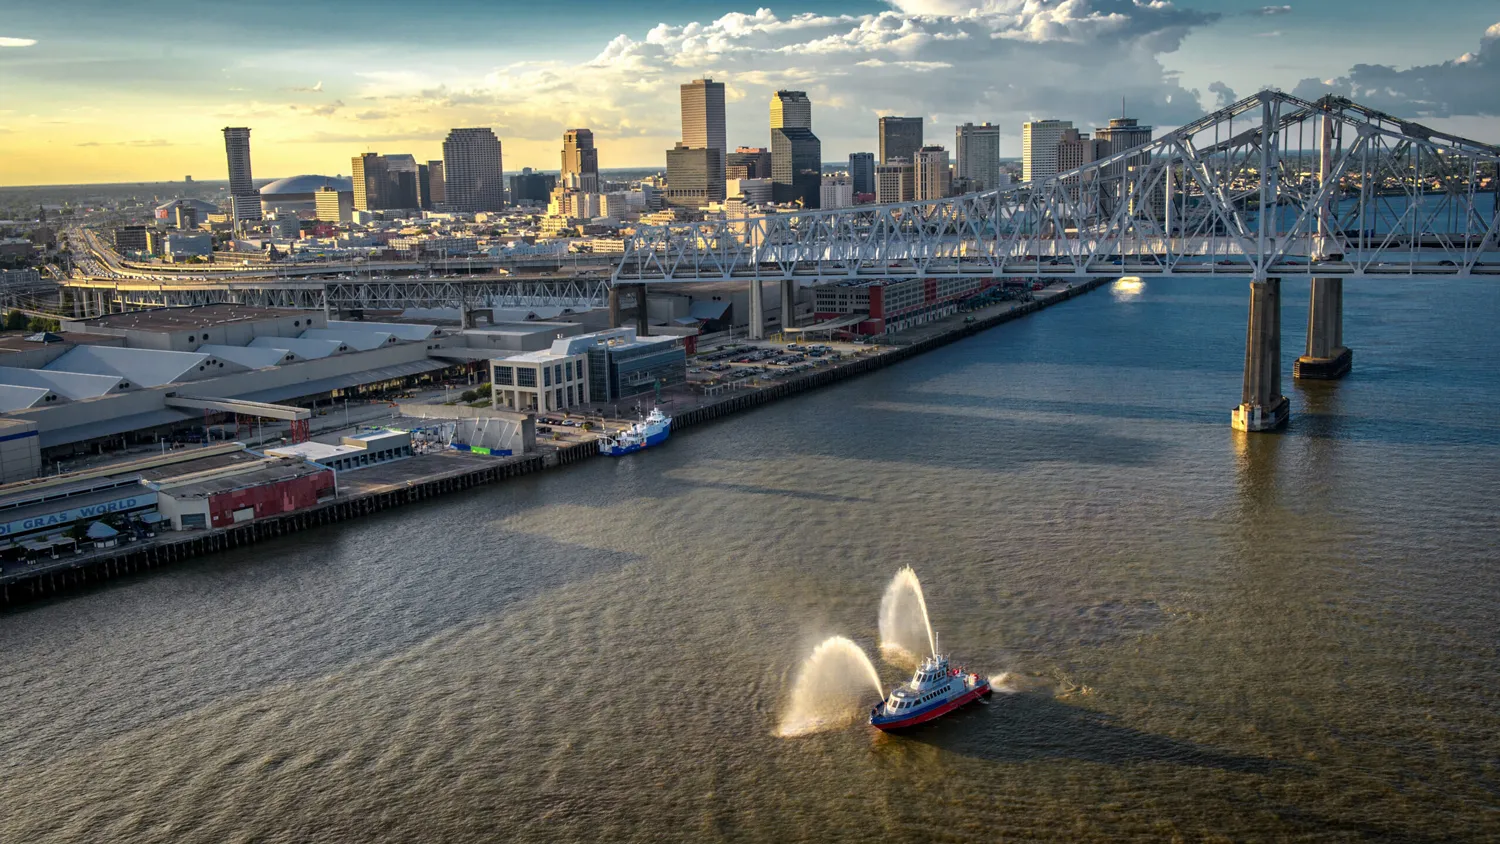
[727,147,772,180]
[1022,119,1072,182]
[665,143,725,208]
[443,127,505,213]
[222,127,261,225]
[561,129,600,193]
[879,117,923,166]
[955,122,1001,192]
[874,160,914,204]
[384,153,420,209]
[914,146,952,200]
[1092,116,1154,190]
[426,160,446,206]
[680,78,726,180]
[771,91,821,208]
[1056,128,1109,200]
[352,152,389,211]
[771,90,812,130]
[848,152,876,197]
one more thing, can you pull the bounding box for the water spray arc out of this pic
[777,636,885,737]
[878,565,936,667]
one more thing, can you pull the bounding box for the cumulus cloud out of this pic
[0,36,38,47]
[1248,5,1292,16]
[1292,21,1500,116]
[1207,81,1238,108]
[353,1,1222,159]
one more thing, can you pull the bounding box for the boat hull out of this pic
[870,681,991,731]
[599,426,670,457]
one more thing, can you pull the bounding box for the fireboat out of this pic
[869,640,991,731]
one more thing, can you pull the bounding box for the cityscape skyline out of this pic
[1,0,1497,186]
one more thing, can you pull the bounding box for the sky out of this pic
[1,0,1497,186]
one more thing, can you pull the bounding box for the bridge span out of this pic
[611,90,1499,432]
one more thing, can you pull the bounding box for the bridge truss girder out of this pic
[615,90,1500,284]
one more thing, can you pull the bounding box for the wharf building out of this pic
[812,276,998,336]
[0,445,340,562]
[770,91,821,209]
[222,127,262,227]
[0,304,496,466]
[1022,119,1072,182]
[443,127,506,213]
[955,122,1001,191]
[489,326,687,413]
[848,152,876,197]
[879,117,924,166]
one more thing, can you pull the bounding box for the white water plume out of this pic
[777,636,884,737]
[878,566,935,667]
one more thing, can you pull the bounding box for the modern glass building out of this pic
[576,328,687,402]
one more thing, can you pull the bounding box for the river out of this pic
[1,276,1496,841]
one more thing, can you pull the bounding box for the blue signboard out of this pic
[0,493,158,538]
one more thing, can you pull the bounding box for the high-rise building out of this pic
[848,152,876,196]
[222,127,261,225]
[426,160,446,206]
[510,168,556,205]
[561,129,600,193]
[352,153,389,211]
[417,163,434,210]
[820,175,853,209]
[771,90,812,130]
[874,160,914,204]
[727,147,772,180]
[770,92,820,208]
[879,117,924,166]
[315,186,354,223]
[680,79,726,176]
[384,154,420,209]
[1057,128,1110,201]
[914,146,952,200]
[443,127,505,213]
[665,143,725,209]
[1022,119,1072,182]
[955,122,1001,192]
[1092,116,1154,197]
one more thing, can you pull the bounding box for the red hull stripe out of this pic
[872,683,990,730]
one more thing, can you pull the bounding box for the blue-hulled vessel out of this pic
[598,408,671,456]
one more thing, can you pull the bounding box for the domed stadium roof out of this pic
[259,175,353,196]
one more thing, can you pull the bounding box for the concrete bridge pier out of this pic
[1232,277,1290,432]
[608,285,621,328]
[634,284,649,336]
[748,280,765,340]
[780,279,796,331]
[1294,277,1352,379]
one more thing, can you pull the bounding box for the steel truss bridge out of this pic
[59,276,613,315]
[615,91,1499,284]
[612,90,1497,432]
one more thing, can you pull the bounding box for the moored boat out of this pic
[597,408,672,456]
[869,650,990,731]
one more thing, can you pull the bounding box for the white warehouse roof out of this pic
[299,328,395,351]
[196,344,300,369]
[248,336,346,358]
[43,346,245,387]
[0,364,127,399]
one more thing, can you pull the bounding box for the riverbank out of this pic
[0,277,1107,610]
